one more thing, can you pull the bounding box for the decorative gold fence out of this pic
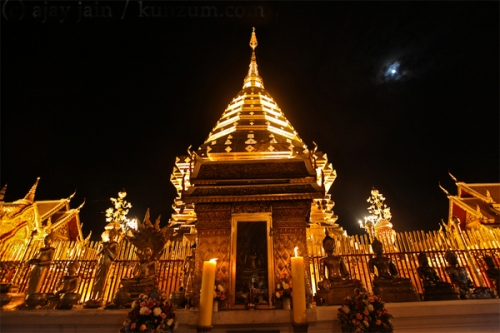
[308,228,500,295]
[0,228,499,304]
[0,239,191,303]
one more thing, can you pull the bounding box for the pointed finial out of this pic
[243,28,264,88]
[250,27,258,50]
[448,171,458,183]
[24,177,40,203]
[67,189,77,201]
[439,182,450,196]
[76,198,86,211]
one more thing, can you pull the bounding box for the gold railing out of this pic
[308,228,500,295]
[0,239,191,303]
[0,228,499,303]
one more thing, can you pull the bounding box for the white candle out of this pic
[291,247,307,324]
[198,258,217,327]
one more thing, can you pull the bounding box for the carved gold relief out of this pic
[192,229,231,307]
[232,202,271,214]
[272,227,313,302]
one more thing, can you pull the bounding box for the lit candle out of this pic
[198,258,217,327]
[291,247,307,324]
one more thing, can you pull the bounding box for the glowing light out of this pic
[294,246,299,257]
[209,258,218,262]
[385,62,400,78]
[125,218,138,230]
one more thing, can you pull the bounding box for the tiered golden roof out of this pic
[198,28,305,160]
[170,29,339,230]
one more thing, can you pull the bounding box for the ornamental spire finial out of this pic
[243,28,264,88]
[250,27,258,50]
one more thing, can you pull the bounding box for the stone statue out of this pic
[26,235,55,296]
[315,234,362,305]
[444,250,474,299]
[417,252,459,300]
[84,230,119,308]
[484,256,500,297]
[368,238,420,302]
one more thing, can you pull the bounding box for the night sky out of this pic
[2,1,499,240]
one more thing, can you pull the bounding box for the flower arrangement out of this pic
[337,289,393,333]
[214,281,226,302]
[275,273,292,299]
[121,288,177,333]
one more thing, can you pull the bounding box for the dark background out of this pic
[2,1,498,240]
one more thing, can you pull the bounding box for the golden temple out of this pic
[168,29,344,309]
[0,28,499,333]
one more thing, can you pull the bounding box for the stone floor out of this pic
[0,299,499,332]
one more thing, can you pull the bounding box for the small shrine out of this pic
[169,29,339,310]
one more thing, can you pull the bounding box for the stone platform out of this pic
[1,299,499,332]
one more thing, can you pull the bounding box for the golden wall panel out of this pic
[192,229,231,307]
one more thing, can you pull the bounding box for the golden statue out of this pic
[368,238,402,284]
[84,229,119,308]
[368,238,420,302]
[50,261,81,309]
[315,234,362,305]
[121,247,158,288]
[318,234,360,289]
[26,234,55,296]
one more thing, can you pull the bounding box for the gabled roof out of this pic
[459,183,500,203]
[441,174,500,228]
[0,179,84,242]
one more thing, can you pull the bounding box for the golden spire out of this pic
[243,27,264,88]
[24,177,40,203]
[249,27,258,50]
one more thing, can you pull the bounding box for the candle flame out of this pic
[209,258,218,262]
[294,247,298,257]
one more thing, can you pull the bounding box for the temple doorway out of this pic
[230,214,274,309]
